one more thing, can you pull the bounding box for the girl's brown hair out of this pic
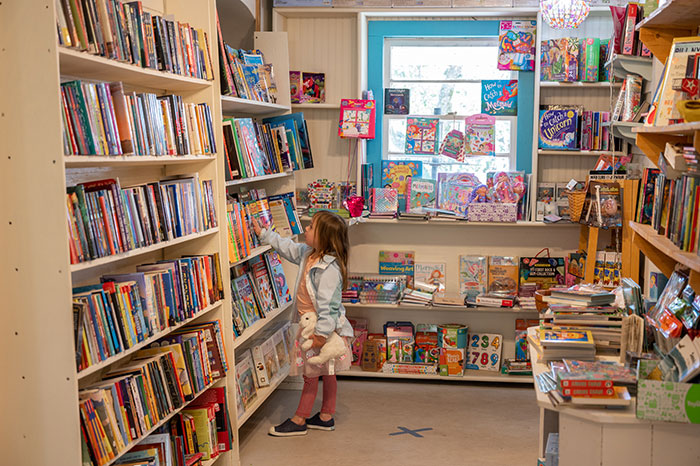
[311,211,350,288]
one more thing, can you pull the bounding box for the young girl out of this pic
[252,211,354,437]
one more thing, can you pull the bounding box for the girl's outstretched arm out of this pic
[254,216,310,265]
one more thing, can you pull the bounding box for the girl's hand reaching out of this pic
[251,216,263,236]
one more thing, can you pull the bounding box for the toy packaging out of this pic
[566,252,586,287]
[600,39,611,81]
[481,80,518,116]
[439,129,467,160]
[467,203,518,223]
[289,71,302,103]
[405,117,439,155]
[488,256,519,296]
[301,72,325,103]
[459,255,488,301]
[414,324,439,365]
[465,332,503,371]
[384,88,410,115]
[593,251,606,285]
[539,109,578,150]
[436,172,480,214]
[498,20,536,71]
[438,324,468,349]
[339,99,376,139]
[464,114,495,156]
[581,38,601,82]
[439,348,466,376]
[515,319,540,361]
[361,339,382,372]
[384,321,415,363]
[378,250,415,288]
[519,253,566,290]
[371,187,398,213]
[367,333,387,369]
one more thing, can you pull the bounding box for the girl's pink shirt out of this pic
[295,255,319,316]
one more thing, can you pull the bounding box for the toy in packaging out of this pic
[520,252,566,290]
[405,117,439,155]
[539,109,578,150]
[384,321,415,363]
[339,99,376,139]
[414,324,439,365]
[582,182,623,229]
[581,38,601,82]
[459,255,488,301]
[600,39,611,82]
[439,348,466,376]
[439,129,466,160]
[465,332,503,371]
[301,72,325,103]
[465,114,495,156]
[367,333,387,369]
[498,20,536,71]
[361,339,382,372]
[438,324,468,349]
[436,172,480,216]
[488,256,519,296]
[289,71,302,103]
[593,251,606,285]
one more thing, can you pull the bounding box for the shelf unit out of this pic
[232,302,295,350]
[236,367,292,428]
[636,0,700,63]
[633,121,700,167]
[2,2,238,466]
[539,81,620,88]
[338,365,532,384]
[537,150,625,157]
[225,171,294,187]
[220,95,290,116]
[343,302,539,314]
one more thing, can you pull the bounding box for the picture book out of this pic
[237,118,270,177]
[481,80,518,116]
[407,177,436,213]
[464,114,495,156]
[235,350,258,410]
[459,255,488,300]
[338,99,376,139]
[289,71,301,103]
[264,251,292,305]
[436,172,480,215]
[498,20,536,71]
[539,328,595,347]
[301,72,325,103]
[384,88,410,115]
[414,262,446,293]
[539,109,578,150]
[381,160,422,209]
[272,328,291,372]
[249,256,278,313]
[232,275,260,326]
[371,188,398,213]
[488,256,519,296]
[439,129,466,160]
[261,337,280,382]
[654,37,700,126]
[379,251,415,288]
[405,117,439,155]
[251,339,270,387]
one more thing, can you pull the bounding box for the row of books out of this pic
[222,113,314,181]
[56,0,214,80]
[225,189,302,263]
[235,322,293,417]
[637,167,700,253]
[79,322,228,465]
[66,176,217,264]
[231,251,292,336]
[540,38,610,83]
[539,107,616,151]
[72,253,224,372]
[616,2,650,58]
[215,18,278,104]
[61,80,216,156]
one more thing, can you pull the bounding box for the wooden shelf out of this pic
[343,302,539,314]
[232,301,294,350]
[77,301,224,381]
[636,0,700,30]
[634,123,700,167]
[58,47,212,91]
[633,121,700,135]
[540,81,619,88]
[64,155,216,167]
[291,103,340,109]
[221,96,290,116]
[538,150,624,156]
[337,365,532,384]
[103,378,226,466]
[229,244,272,267]
[225,171,293,187]
[237,367,291,428]
[70,227,220,273]
[630,221,700,279]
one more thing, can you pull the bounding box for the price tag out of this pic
[465,333,503,371]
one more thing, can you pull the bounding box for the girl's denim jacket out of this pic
[260,228,354,338]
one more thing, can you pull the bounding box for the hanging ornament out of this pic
[540,0,590,30]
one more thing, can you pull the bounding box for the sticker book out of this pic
[381,160,422,211]
[407,177,436,213]
[459,255,488,300]
[465,114,495,156]
[339,99,376,139]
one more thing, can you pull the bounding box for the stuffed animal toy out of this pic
[299,313,345,365]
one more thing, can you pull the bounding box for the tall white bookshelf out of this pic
[1,1,237,465]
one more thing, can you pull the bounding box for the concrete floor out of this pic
[238,377,540,466]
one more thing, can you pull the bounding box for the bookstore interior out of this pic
[7,0,700,465]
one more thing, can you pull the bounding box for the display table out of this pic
[528,328,700,466]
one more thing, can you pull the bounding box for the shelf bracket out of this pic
[639,27,693,63]
[632,229,677,278]
[635,133,687,167]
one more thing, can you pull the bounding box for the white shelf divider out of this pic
[64,155,216,168]
[343,302,539,314]
[233,301,294,350]
[225,171,293,187]
[337,366,532,384]
[221,95,290,116]
[236,367,291,428]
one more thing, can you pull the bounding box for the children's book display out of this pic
[219,41,277,103]
[498,20,536,71]
[379,250,415,288]
[414,262,446,294]
[262,113,314,170]
[405,117,439,155]
[406,178,437,214]
[650,36,700,126]
[384,88,410,115]
[339,99,376,139]
[381,160,422,211]
[481,80,518,116]
[370,188,399,216]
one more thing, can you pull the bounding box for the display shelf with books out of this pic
[338,365,532,384]
[537,150,625,157]
[539,81,621,88]
[636,0,700,62]
[221,96,291,116]
[64,155,217,167]
[633,121,700,135]
[233,301,294,350]
[230,245,273,267]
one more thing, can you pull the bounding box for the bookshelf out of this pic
[338,365,532,383]
[636,0,700,62]
[220,95,290,116]
[2,1,239,465]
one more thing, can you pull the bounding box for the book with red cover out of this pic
[188,387,233,453]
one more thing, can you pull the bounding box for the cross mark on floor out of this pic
[389,426,433,438]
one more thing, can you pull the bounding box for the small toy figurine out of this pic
[469,184,491,204]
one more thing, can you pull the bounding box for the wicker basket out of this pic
[567,190,587,223]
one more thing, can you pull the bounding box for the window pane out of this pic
[387,154,510,181]
[389,82,482,115]
[495,120,511,155]
[390,45,515,81]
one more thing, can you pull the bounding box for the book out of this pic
[264,251,292,306]
[235,350,258,410]
[498,20,536,71]
[370,188,398,214]
[539,328,595,347]
[405,117,438,155]
[414,262,446,294]
[384,88,409,115]
[381,160,422,211]
[654,37,700,126]
[379,251,415,288]
[289,70,302,103]
[406,178,436,214]
[459,256,488,300]
[481,80,518,116]
[300,72,325,103]
[539,109,578,150]
[231,275,261,328]
[338,99,376,139]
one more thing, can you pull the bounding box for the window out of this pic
[383,37,517,181]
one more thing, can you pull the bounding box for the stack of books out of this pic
[542,304,624,351]
[528,327,596,362]
[57,0,215,80]
[544,286,616,307]
[400,281,437,305]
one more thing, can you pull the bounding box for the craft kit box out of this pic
[467,203,518,222]
[438,324,468,349]
[636,359,700,424]
[439,348,466,376]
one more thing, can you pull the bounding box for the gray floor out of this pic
[238,377,540,466]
